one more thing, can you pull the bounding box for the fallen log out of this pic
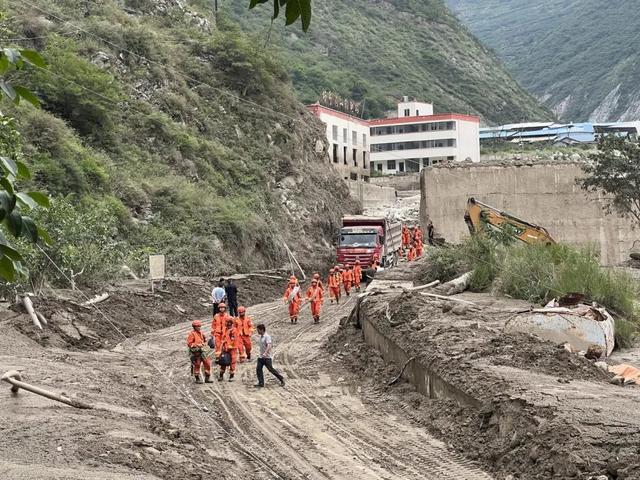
[81,293,110,306]
[35,311,48,326]
[420,292,477,305]
[437,272,472,296]
[1,370,93,409]
[408,280,440,292]
[22,296,42,330]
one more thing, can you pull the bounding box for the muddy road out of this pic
[1,290,493,479]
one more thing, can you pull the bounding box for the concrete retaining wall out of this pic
[420,163,635,265]
[360,305,478,407]
[348,181,396,208]
[370,174,421,191]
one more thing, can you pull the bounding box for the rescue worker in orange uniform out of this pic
[371,252,380,270]
[283,277,302,324]
[415,239,424,258]
[328,268,341,304]
[342,265,353,296]
[414,225,424,245]
[402,225,411,248]
[313,272,324,294]
[236,306,254,361]
[187,320,213,384]
[305,279,323,323]
[217,317,239,382]
[407,244,416,261]
[353,259,362,292]
[211,302,231,349]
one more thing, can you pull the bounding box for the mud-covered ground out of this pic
[330,287,640,479]
[0,275,495,479]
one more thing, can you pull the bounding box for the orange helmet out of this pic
[311,279,318,284]
[329,268,334,273]
[192,320,202,328]
[313,273,320,279]
[238,306,246,315]
[218,302,226,309]
[290,275,297,281]
[355,259,360,264]
[334,265,340,270]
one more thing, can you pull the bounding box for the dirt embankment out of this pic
[8,275,288,351]
[331,289,640,479]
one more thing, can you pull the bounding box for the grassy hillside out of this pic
[227,0,552,124]
[0,0,357,286]
[447,0,640,122]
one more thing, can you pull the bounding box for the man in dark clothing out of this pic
[225,279,238,317]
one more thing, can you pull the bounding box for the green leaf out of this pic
[0,255,17,282]
[0,191,10,220]
[0,243,23,261]
[37,226,52,246]
[15,161,31,180]
[16,192,37,210]
[22,216,38,242]
[26,191,49,208]
[0,156,18,177]
[284,0,301,26]
[19,49,46,68]
[299,0,311,31]
[0,80,16,101]
[5,211,22,237]
[0,55,9,75]
[0,177,14,196]
[2,48,19,64]
[13,86,40,107]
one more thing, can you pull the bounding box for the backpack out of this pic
[217,351,231,366]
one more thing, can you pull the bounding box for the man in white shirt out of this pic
[211,279,226,316]
[255,324,285,388]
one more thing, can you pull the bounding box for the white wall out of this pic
[397,101,434,117]
[317,110,370,180]
[456,120,480,163]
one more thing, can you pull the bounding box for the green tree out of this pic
[580,135,640,225]
[249,0,312,31]
[0,47,51,281]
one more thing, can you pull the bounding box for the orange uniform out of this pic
[414,227,424,244]
[211,311,232,348]
[306,284,323,322]
[236,314,254,360]
[407,246,416,261]
[342,268,353,296]
[353,263,362,291]
[217,323,239,377]
[187,329,212,378]
[283,283,302,323]
[402,225,411,248]
[371,253,380,269]
[328,272,341,304]
[415,241,423,257]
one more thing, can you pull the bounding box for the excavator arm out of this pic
[464,198,556,245]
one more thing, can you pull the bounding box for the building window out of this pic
[332,125,338,141]
[416,110,419,116]
[404,109,410,117]
[447,156,455,161]
[362,151,367,169]
[353,148,358,166]
[332,144,338,163]
[387,160,396,170]
[423,158,430,167]
[363,133,367,147]
[352,131,358,145]
[399,162,405,173]
[350,172,358,181]
[343,146,347,165]
[376,163,382,172]
[343,128,348,143]
[371,121,456,136]
[370,138,456,152]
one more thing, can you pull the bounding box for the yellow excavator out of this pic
[464,197,556,245]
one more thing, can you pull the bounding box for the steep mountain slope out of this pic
[0,0,357,283]
[447,0,640,122]
[228,0,552,124]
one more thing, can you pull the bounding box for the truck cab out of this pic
[336,216,402,268]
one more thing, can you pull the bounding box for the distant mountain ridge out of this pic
[447,0,640,122]
[228,0,552,124]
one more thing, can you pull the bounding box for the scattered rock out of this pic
[585,344,604,360]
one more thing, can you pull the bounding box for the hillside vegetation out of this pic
[228,0,552,124]
[447,0,640,122]
[0,0,357,286]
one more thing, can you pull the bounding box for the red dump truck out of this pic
[336,216,403,268]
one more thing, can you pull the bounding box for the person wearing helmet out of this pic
[353,259,363,292]
[187,320,212,384]
[328,268,341,305]
[342,265,353,296]
[407,243,416,262]
[236,306,254,361]
[415,238,424,258]
[305,279,323,323]
[211,302,232,351]
[402,224,411,248]
[217,317,239,382]
[283,277,302,324]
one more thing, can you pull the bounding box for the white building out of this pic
[307,103,370,181]
[369,99,480,174]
